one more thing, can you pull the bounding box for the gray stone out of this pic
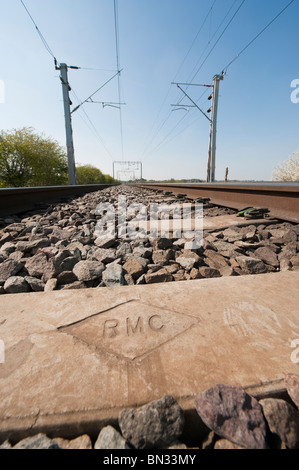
[73,260,105,282]
[145,269,173,284]
[260,398,299,449]
[15,238,50,253]
[152,249,174,266]
[0,259,24,281]
[93,248,116,264]
[41,259,57,283]
[54,434,92,449]
[213,241,243,258]
[25,252,48,278]
[198,267,221,278]
[94,235,116,249]
[13,433,60,449]
[115,242,132,259]
[235,255,268,274]
[134,256,150,269]
[176,254,199,270]
[204,249,229,270]
[123,258,145,280]
[222,228,244,242]
[102,263,125,286]
[58,256,79,273]
[24,276,45,292]
[119,395,185,449]
[94,425,129,449]
[66,241,87,259]
[56,271,78,285]
[253,246,279,267]
[36,246,59,259]
[0,439,12,449]
[44,278,57,292]
[4,276,30,294]
[194,384,269,449]
[152,238,173,250]
[0,242,15,255]
[0,233,13,245]
[133,245,153,259]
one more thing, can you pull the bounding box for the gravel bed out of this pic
[0,185,298,294]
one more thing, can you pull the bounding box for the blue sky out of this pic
[0,0,298,181]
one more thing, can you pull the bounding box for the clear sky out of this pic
[0,0,298,181]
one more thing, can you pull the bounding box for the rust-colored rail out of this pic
[135,183,299,223]
[1,183,298,223]
[0,184,114,218]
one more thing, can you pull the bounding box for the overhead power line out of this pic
[189,0,246,83]
[71,88,115,161]
[138,1,218,162]
[19,0,57,64]
[139,0,243,161]
[71,70,122,113]
[222,0,296,73]
[114,0,125,161]
[173,0,218,82]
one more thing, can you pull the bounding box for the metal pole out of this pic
[207,73,223,183]
[59,63,77,185]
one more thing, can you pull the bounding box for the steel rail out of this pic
[0,184,114,217]
[134,183,299,223]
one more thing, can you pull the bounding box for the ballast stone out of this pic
[260,398,299,449]
[102,263,125,286]
[4,276,30,294]
[72,260,105,282]
[13,433,60,449]
[194,384,269,449]
[118,395,185,449]
[94,425,129,449]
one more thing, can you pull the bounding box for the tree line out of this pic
[0,127,115,188]
[0,127,297,187]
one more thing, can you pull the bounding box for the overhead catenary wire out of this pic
[189,0,246,83]
[71,88,115,161]
[139,0,243,162]
[71,70,122,113]
[114,0,125,161]
[143,87,211,160]
[19,0,57,64]
[139,0,218,161]
[222,0,296,73]
[19,0,119,164]
[173,0,218,83]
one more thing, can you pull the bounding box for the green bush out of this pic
[0,127,68,187]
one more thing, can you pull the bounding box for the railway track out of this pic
[0,182,298,222]
[0,183,299,450]
[136,182,299,223]
[0,184,114,218]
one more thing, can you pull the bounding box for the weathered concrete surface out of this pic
[134,214,277,236]
[0,271,298,441]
